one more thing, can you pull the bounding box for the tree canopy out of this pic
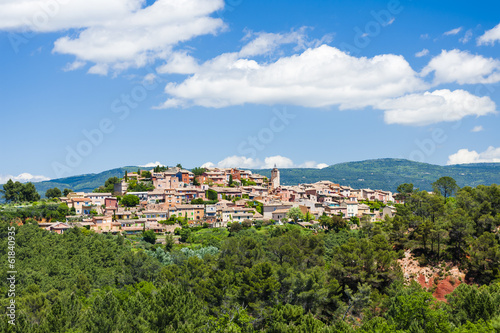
[121,194,140,207]
[1,180,40,203]
[433,176,459,202]
[1,181,500,332]
[286,207,304,222]
[45,187,62,199]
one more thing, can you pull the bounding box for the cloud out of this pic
[421,49,500,85]
[0,173,50,184]
[380,89,496,126]
[238,28,310,58]
[459,29,473,44]
[471,125,484,132]
[477,22,500,46]
[203,155,328,169]
[157,52,200,75]
[63,60,86,72]
[201,162,215,168]
[0,0,143,32]
[0,0,225,75]
[415,49,429,57]
[159,41,426,109]
[157,33,496,127]
[443,27,462,36]
[447,146,500,165]
[143,73,157,85]
[140,161,165,168]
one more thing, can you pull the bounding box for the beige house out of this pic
[68,197,92,215]
[85,193,113,206]
[272,209,289,221]
[357,203,371,217]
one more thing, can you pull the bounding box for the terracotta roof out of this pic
[272,209,290,214]
[50,222,71,229]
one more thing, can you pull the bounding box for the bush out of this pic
[165,234,175,251]
[122,194,140,207]
[242,219,252,229]
[143,230,157,244]
[417,255,428,266]
[179,228,192,243]
[228,222,242,234]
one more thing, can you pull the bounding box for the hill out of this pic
[3,159,500,197]
[32,166,140,195]
[252,158,500,192]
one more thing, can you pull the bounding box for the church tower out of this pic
[270,165,280,190]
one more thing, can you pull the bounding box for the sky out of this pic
[0,0,500,183]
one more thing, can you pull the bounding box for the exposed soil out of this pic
[398,250,465,302]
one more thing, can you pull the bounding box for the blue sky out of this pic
[1,0,499,183]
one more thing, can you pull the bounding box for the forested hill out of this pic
[11,159,500,196]
[252,159,500,192]
[32,166,140,194]
[1,182,500,331]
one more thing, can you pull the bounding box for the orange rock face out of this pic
[399,250,465,302]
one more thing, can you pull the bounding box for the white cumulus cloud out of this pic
[201,162,215,168]
[159,41,426,109]
[0,0,225,75]
[421,49,500,85]
[157,52,200,75]
[202,155,328,169]
[0,173,50,184]
[447,146,500,165]
[140,161,165,168]
[380,89,497,126]
[0,0,142,32]
[477,22,500,46]
[158,34,497,127]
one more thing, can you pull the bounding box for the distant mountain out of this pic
[3,159,500,198]
[32,166,140,195]
[252,158,500,192]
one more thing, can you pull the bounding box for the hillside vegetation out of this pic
[1,182,500,332]
[254,159,500,191]
[32,166,139,195]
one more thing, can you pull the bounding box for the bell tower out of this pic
[270,164,280,190]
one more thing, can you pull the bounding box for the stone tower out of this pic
[270,165,280,190]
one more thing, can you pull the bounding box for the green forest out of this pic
[1,182,500,332]
[253,159,500,191]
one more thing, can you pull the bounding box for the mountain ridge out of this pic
[3,159,500,196]
[250,158,500,192]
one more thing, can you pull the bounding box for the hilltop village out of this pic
[41,166,400,234]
